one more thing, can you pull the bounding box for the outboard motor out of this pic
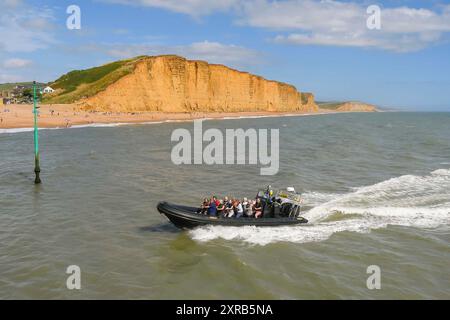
[280,203,292,217]
[272,201,281,217]
[263,201,273,218]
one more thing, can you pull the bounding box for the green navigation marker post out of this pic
[33,81,41,184]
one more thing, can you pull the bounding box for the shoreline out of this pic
[0,103,372,133]
[0,113,333,134]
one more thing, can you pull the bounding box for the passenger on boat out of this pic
[228,199,237,218]
[213,196,220,207]
[263,186,274,203]
[254,198,263,218]
[245,200,255,217]
[223,196,230,208]
[235,200,244,218]
[217,200,225,217]
[242,197,249,216]
[224,197,234,217]
[207,198,217,217]
[200,198,209,214]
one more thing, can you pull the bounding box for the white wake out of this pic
[189,169,450,245]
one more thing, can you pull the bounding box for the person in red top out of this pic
[213,196,220,207]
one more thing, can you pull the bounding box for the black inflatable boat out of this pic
[157,201,308,229]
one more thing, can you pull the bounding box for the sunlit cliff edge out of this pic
[42,55,377,114]
[44,55,316,113]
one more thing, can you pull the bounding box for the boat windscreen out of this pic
[276,190,302,204]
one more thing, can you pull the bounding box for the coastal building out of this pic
[43,86,55,94]
[11,86,25,97]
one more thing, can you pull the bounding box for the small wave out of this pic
[1,112,337,135]
[305,168,450,223]
[0,124,127,135]
[219,112,333,121]
[0,128,35,134]
[189,219,385,246]
[0,121,167,135]
[69,123,132,129]
[189,169,450,245]
[301,191,340,207]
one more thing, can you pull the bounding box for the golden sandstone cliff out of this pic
[79,55,319,113]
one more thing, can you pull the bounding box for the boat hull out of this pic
[157,201,308,229]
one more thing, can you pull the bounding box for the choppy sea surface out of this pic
[0,112,449,299]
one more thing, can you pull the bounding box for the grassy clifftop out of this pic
[318,101,378,112]
[316,101,346,110]
[43,57,141,104]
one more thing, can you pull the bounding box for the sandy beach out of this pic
[0,104,333,130]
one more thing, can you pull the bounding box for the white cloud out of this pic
[2,58,32,68]
[4,0,23,7]
[240,0,450,52]
[113,28,130,35]
[273,32,438,52]
[173,41,260,66]
[101,0,450,52]
[240,0,363,31]
[101,0,240,16]
[0,2,56,52]
[84,40,261,68]
[0,73,24,83]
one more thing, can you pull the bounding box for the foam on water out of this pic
[189,169,450,245]
[0,122,164,135]
[0,112,336,135]
[0,127,35,134]
[300,191,340,207]
[0,124,125,135]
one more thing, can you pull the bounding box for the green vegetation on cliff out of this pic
[316,101,347,110]
[43,58,141,104]
[317,101,377,112]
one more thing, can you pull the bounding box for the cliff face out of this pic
[79,55,318,113]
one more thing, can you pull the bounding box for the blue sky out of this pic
[1,0,450,111]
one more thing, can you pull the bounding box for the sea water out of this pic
[0,112,449,299]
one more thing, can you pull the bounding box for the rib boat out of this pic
[157,188,308,229]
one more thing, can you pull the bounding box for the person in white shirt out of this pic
[235,201,244,218]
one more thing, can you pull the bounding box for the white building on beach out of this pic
[43,86,55,94]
